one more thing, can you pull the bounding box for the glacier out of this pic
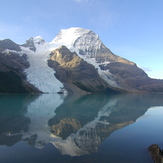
[21,38,64,93]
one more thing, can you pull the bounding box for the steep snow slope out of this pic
[21,37,64,93]
[51,27,91,50]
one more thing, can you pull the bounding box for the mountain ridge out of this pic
[0,27,163,94]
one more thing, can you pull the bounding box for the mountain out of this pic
[48,45,123,94]
[0,41,40,93]
[0,27,163,94]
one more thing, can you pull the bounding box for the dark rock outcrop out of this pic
[48,46,122,94]
[21,37,45,52]
[100,62,163,92]
[0,39,21,52]
[148,144,163,163]
[21,37,36,52]
[0,51,40,93]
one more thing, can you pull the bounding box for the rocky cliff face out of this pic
[0,39,21,52]
[48,46,123,94]
[0,42,40,93]
[73,29,135,65]
[104,62,163,92]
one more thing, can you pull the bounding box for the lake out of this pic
[0,93,163,163]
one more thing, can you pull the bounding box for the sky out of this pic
[0,0,163,79]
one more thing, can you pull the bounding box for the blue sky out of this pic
[0,0,163,79]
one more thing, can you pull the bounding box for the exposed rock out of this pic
[48,45,122,94]
[100,62,149,91]
[99,62,163,92]
[74,30,135,65]
[0,39,21,52]
[22,37,36,52]
[0,51,41,93]
[21,36,45,52]
[148,144,163,163]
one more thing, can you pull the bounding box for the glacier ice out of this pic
[21,40,64,93]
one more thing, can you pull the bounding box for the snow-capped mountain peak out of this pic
[51,27,107,59]
[32,36,45,45]
[50,28,119,87]
[0,27,160,94]
[20,27,121,93]
[51,27,91,49]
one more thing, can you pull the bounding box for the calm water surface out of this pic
[0,93,163,163]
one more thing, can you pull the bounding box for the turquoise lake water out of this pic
[0,93,163,163]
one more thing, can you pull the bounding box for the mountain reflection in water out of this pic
[0,93,163,162]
